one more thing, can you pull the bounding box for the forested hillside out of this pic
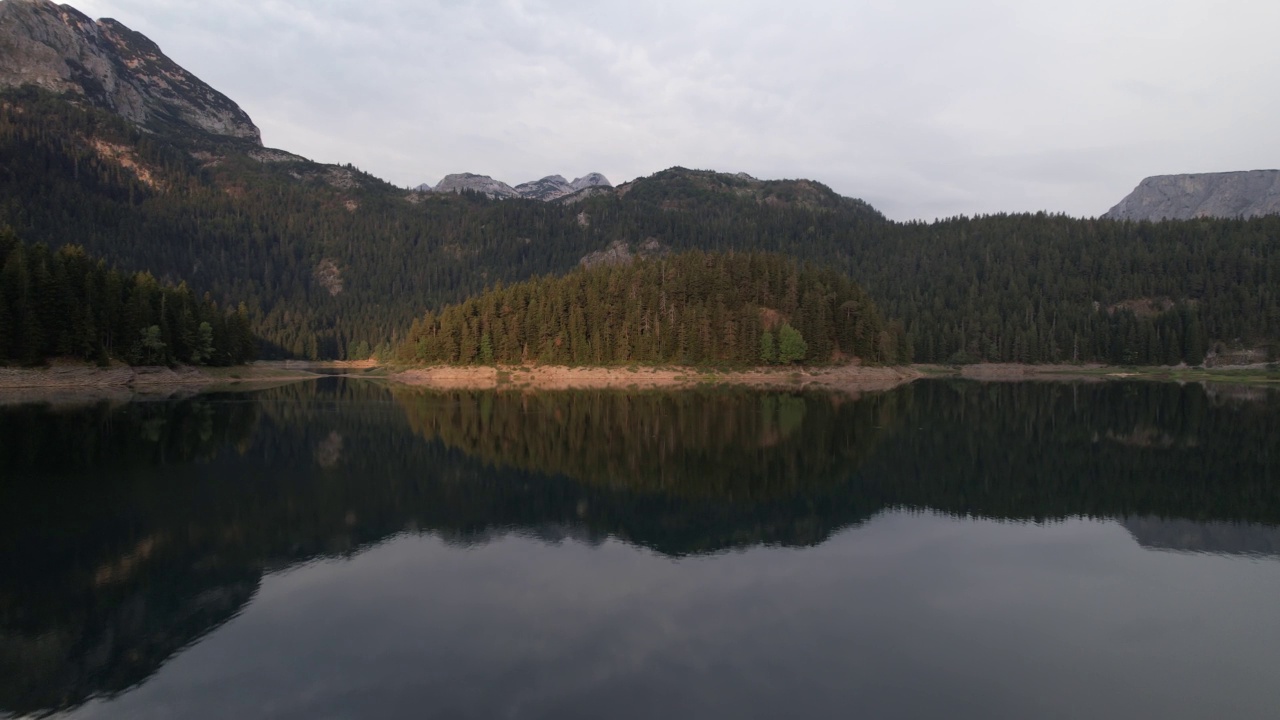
[396,252,907,367]
[3,87,1279,364]
[0,230,255,366]
[0,89,601,359]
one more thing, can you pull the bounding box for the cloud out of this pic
[70,0,1280,220]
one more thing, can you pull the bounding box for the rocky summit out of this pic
[570,173,611,191]
[514,175,574,201]
[420,172,613,201]
[428,173,520,199]
[1104,170,1280,221]
[0,0,260,142]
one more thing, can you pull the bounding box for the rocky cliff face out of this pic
[1104,170,1280,221]
[419,172,613,201]
[579,237,666,268]
[514,174,573,201]
[428,172,520,199]
[0,0,260,142]
[570,173,610,191]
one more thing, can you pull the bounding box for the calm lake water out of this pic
[3,378,1280,719]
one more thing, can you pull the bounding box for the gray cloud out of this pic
[72,0,1280,219]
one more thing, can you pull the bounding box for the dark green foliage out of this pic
[0,89,609,360]
[397,252,903,366]
[0,232,255,366]
[759,330,776,364]
[4,88,1280,364]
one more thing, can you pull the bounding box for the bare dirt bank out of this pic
[390,364,922,394]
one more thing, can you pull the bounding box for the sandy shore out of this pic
[5,359,1271,406]
[391,364,922,393]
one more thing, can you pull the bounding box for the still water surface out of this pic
[3,379,1280,719]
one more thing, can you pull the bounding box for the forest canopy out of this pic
[3,89,1280,365]
[0,229,256,366]
[396,251,909,367]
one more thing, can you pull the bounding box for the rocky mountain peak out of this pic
[514,175,573,201]
[1104,170,1280,221]
[0,0,261,143]
[570,173,611,191]
[429,173,520,199]
[417,171,613,202]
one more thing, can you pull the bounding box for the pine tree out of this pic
[760,330,776,364]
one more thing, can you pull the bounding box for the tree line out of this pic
[0,230,255,366]
[3,88,1279,364]
[396,251,909,367]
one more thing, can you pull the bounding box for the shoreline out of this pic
[391,365,922,393]
[922,362,1280,385]
[390,362,1280,392]
[2,360,1276,401]
[0,362,320,396]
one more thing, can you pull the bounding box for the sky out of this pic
[68,0,1280,220]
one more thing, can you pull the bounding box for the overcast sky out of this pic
[70,0,1280,220]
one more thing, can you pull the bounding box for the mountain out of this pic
[422,172,614,201]
[1104,170,1280,221]
[0,0,260,142]
[3,1,1280,365]
[570,172,610,191]
[612,166,874,212]
[512,174,572,201]
[428,172,519,199]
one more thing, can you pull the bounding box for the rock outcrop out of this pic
[428,173,519,199]
[514,174,573,201]
[1104,170,1280,221]
[0,0,261,142]
[418,172,613,202]
[579,237,666,268]
[569,172,611,191]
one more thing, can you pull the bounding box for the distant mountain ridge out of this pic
[3,0,1280,367]
[418,172,612,201]
[0,0,260,142]
[1104,170,1280,221]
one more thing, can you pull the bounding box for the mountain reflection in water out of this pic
[1,378,1278,718]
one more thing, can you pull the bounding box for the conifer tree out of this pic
[760,330,776,364]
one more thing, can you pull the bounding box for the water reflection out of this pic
[1123,517,1280,557]
[1,379,1278,717]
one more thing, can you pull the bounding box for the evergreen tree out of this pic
[397,252,900,368]
[760,330,776,364]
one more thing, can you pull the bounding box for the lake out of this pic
[3,378,1280,719]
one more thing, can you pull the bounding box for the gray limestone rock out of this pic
[514,175,573,201]
[416,171,613,202]
[1104,170,1280,221]
[556,185,616,204]
[0,0,261,142]
[569,172,611,191]
[578,237,666,269]
[430,173,519,199]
